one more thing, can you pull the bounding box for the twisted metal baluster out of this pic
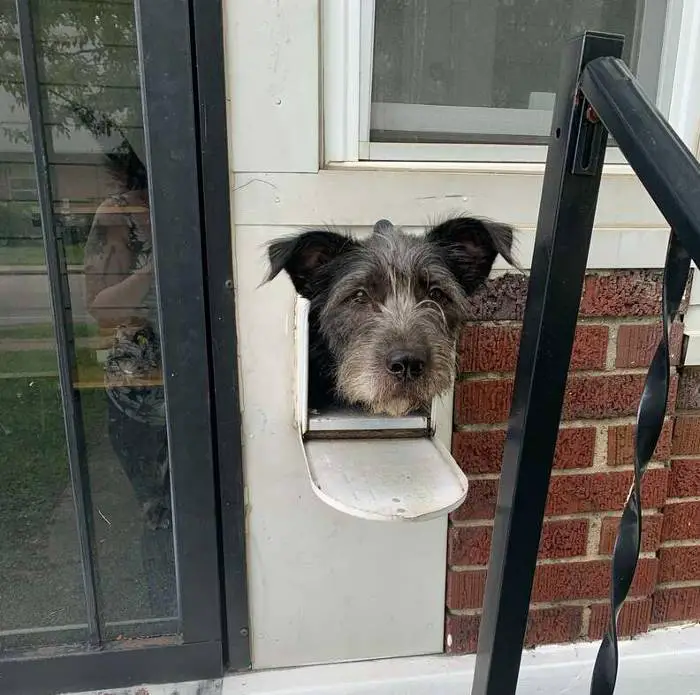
[590,230,691,695]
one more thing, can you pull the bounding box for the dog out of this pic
[266,216,516,417]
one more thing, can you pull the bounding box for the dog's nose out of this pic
[386,349,426,380]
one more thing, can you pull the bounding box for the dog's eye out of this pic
[353,289,370,302]
[428,287,447,302]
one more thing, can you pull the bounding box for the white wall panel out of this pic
[234,225,447,669]
[226,0,319,173]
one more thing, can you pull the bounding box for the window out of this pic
[324,0,685,163]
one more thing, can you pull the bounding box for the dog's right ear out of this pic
[266,230,357,298]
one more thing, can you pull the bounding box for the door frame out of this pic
[190,0,251,671]
[0,1,249,692]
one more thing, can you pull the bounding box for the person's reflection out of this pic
[84,142,175,616]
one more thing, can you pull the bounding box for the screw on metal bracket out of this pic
[572,93,606,176]
[585,104,600,123]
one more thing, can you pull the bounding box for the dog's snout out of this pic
[386,349,426,380]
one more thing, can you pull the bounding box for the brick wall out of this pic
[653,367,700,626]
[446,269,700,653]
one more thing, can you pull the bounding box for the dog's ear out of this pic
[266,230,357,298]
[427,216,517,294]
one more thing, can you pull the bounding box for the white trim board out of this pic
[68,624,700,695]
[232,169,667,230]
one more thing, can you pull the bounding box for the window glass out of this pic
[371,0,664,144]
[34,0,178,640]
[0,0,88,651]
[0,0,178,651]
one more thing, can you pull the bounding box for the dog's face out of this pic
[266,216,515,416]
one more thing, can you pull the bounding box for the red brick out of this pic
[672,416,700,455]
[579,271,663,317]
[457,374,677,426]
[448,519,588,566]
[662,501,700,541]
[452,430,506,474]
[451,478,499,521]
[668,459,700,498]
[615,322,683,368]
[553,427,597,470]
[459,324,608,373]
[455,379,513,424]
[545,468,668,516]
[677,367,700,411]
[531,558,657,602]
[449,526,492,566]
[466,270,689,323]
[569,325,610,371]
[563,374,644,420]
[459,325,520,373]
[452,426,595,475]
[588,599,652,639]
[445,613,480,653]
[537,519,589,559]
[446,570,487,610]
[599,513,663,555]
[445,606,583,654]
[658,546,700,583]
[652,586,700,623]
[524,606,583,647]
[563,374,677,420]
[464,274,529,322]
[607,420,673,467]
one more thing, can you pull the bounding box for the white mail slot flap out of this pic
[302,436,468,522]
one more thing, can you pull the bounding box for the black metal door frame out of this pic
[190,0,251,670]
[0,1,249,692]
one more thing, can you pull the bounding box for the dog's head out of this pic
[266,216,516,416]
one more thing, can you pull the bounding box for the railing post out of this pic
[471,31,623,695]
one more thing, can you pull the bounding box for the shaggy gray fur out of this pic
[266,216,516,416]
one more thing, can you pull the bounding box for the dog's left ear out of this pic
[427,216,516,294]
[266,230,357,298]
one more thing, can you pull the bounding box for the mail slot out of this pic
[294,296,469,522]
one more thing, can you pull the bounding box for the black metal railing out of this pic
[472,31,700,695]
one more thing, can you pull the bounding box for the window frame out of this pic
[323,0,688,165]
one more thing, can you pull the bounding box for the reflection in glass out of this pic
[82,139,178,633]
[371,0,641,143]
[0,0,178,649]
[34,0,178,635]
[0,0,87,651]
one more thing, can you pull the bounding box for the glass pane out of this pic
[32,0,178,640]
[371,0,660,144]
[0,0,88,651]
